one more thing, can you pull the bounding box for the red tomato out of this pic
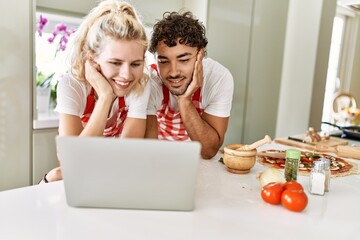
[283,181,304,191]
[281,189,308,212]
[261,182,284,205]
[301,157,312,163]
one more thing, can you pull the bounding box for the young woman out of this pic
[40,0,150,183]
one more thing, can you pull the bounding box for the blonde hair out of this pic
[68,0,148,94]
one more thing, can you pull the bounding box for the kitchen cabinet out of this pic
[0,0,32,190]
[207,0,289,144]
[32,129,58,184]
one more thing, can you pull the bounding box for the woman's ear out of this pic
[88,53,94,61]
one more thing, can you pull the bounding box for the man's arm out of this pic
[121,118,147,138]
[176,50,230,159]
[145,115,159,139]
[178,97,228,159]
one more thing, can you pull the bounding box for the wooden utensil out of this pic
[237,135,272,151]
[257,151,286,159]
[274,137,348,151]
[263,143,360,160]
[315,145,360,160]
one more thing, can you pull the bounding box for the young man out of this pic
[145,11,234,159]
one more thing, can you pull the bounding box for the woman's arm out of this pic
[58,60,115,137]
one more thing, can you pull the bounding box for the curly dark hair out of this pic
[149,11,208,53]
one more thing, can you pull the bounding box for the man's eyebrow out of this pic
[177,53,192,58]
[157,52,194,59]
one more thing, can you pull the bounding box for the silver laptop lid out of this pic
[56,136,201,211]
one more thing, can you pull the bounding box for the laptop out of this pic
[56,136,201,211]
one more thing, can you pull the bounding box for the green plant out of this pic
[36,71,57,106]
[36,71,54,88]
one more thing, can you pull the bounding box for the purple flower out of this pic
[37,14,48,36]
[37,14,76,54]
[55,23,67,32]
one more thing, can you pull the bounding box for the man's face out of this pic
[155,40,198,96]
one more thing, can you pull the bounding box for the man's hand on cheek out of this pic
[176,49,204,101]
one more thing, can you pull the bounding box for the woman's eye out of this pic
[131,63,141,67]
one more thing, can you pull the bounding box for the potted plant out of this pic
[36,71,55,113]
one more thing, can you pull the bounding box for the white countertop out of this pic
[33,109,59,129]
[1,143,360,239]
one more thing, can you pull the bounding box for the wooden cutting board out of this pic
[274,135,348,151]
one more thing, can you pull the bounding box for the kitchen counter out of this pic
[0,143,359,239]
[33,109,59,129]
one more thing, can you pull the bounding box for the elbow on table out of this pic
[201,149,219,160]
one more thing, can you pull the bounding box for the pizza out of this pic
[257,150,359,178]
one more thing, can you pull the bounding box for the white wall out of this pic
[129,0,183,26]
[183,0,208,25]
[36,0,95,15]
[350,14,360,102]
[275,0,336,137]
[0,1,33,190]
[36,0,184,25]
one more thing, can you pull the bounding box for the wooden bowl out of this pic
[223,144,257,174]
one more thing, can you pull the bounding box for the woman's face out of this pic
[94,37,145,97]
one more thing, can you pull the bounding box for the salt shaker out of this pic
[320,158,331,192]
[309,161,326,195]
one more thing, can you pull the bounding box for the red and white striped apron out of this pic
[157,85,203,141]
[81,88,127,137]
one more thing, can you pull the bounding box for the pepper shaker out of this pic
[320,158,331,192]
[285,149,301,181]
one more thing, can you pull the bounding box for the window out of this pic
[321,5,358,130]
[35,12,80,121]
[321,15,345,126]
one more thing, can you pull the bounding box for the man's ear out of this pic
[197,48,205,61]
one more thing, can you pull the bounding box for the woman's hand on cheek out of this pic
[85,60,115,100]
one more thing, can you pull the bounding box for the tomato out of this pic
[261,182,284,205]
[283,181,304,191]
[300,157,312,163]
[281,189,308,212]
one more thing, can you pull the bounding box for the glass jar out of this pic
[309,161,326,196]
[320,158,331,192]
[284,149,301,181]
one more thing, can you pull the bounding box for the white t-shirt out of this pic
[55,74,150,119]
[147,58,234,117]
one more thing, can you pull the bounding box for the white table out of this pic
[1,143,360,240]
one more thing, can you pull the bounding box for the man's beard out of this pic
[166,79,192,96]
